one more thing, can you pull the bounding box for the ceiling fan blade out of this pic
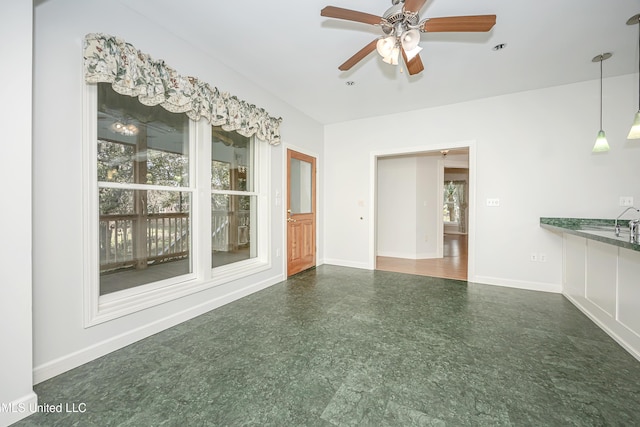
[338,39,378,71]
[321,6,383,25]
[401,48,424,75]
[422,15,496,32]
[403,0,428,14]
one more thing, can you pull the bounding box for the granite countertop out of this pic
[540,217,640,252]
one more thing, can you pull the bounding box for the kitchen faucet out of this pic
[615,206,640,237]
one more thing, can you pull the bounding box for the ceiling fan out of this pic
[321,0,496,75]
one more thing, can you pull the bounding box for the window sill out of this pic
[209,257,272,287]
[86,257,271,327]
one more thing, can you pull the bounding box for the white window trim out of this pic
[83,84,271,327]
[203,123,272,287]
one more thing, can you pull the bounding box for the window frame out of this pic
[205,124,271,287]
[83,84,271,327]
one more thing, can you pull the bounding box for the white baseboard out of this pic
[323,258,372,270]
[472,275,562,294]
[376,251,439,260]
[33,274,285,385]
[0,392,37,427]
[415,253,439,260]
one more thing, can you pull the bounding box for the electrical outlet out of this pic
[530,253,538,262]
[486,198,500,207]
[620,196,634,207]
[539,253,547,263]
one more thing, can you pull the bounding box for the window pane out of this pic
[443,181,463,224]
[290,158,312,214]
[211,160,231,190]
[97,83,189,187]
[99,189,192,295]
[212,194,257,268]
[97,140,134,183]
[212,126,252,192]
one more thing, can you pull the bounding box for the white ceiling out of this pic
[120,0,640,124]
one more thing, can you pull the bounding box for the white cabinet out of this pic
[562,235,640,361]
[618,248,640,335]
[563,234,586,300]
[586,240,618,317]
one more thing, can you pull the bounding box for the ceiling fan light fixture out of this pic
[382,46,400,65]
[401,29,421,51]
[391,47,400,65]
[376,36,395,58]
[110,121,139,136]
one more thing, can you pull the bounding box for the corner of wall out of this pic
[0,392,38,427]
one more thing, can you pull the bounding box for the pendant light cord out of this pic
[637,18,640,110]
[600,56,604,130]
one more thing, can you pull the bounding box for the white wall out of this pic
[377,156,418,258]
[33,0,323,383]
[415,155,439,258]
[0,1,38,425]
[376,155,440,259]
[325,74,640,292]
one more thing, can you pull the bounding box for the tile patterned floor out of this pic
[16,266,640,426]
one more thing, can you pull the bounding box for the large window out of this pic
[86,84,270,324]
[97,84,192,295]
[211,127,257,268]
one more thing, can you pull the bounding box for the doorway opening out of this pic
[373,147,471,281]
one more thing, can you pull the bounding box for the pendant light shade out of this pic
[628,111,640,139]
[628,14,640,139]
[593,130,610,152]
[592,53,611,153]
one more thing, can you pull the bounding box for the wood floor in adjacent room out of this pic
[376,234,467,280]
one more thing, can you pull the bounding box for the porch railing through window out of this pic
[99,213,190,272]
[211,210,250,252]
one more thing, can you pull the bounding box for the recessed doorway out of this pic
[376,234,467,280]
[374,147,471,281]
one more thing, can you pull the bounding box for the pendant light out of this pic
[627,14,640,139]
[592,53,612,153]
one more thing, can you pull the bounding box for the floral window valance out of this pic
[83,33,282,145]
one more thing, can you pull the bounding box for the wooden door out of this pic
[287,149,316,276]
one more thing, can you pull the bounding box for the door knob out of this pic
[287,218,297,223]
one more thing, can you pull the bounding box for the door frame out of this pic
[282,144,321,276]
[369,140,476,281]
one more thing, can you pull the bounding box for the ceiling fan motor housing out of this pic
[381,3,419,35]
